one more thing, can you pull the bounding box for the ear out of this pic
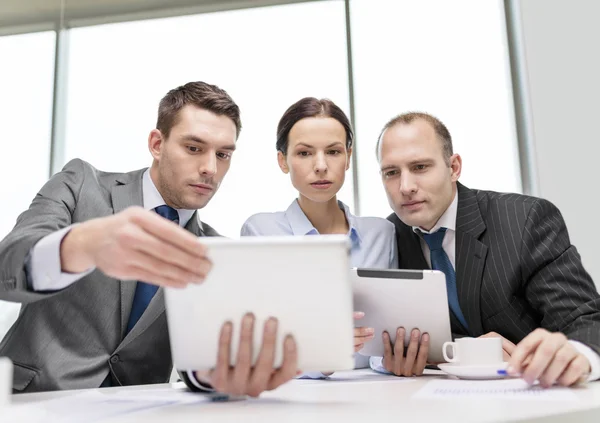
[449,153,462,182]
[148,129,164,161]
[277,151,289,174]
[345,147,353,171]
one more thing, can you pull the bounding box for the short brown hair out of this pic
[376,112,453,164]
[157,81,241,139]
[276,97,353,154]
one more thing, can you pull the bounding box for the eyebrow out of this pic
[181,134,236,151]
[380,159,434,172]
[295,142,345,149]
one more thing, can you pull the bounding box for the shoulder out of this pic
[471,187,559,222]
[241,211,290,236]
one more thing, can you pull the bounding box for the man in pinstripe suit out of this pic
[375,112,600,387]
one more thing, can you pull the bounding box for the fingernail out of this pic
[366,328,374,334]
[285,336,296,352]
[507,365,516,375]
[243,313,255,328]
[265,318,277,333]
[223,322,232,335]
[412,329,419,339]
[422,333,430,342]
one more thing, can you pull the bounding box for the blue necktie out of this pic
[125,205,179,335]
[421,228,469,330]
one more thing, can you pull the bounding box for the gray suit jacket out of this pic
[389,183,600,354]
[0,159,219,393]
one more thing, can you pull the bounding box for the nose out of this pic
[399,172,418,195]
[314,152,328,174]
[199,153,217,177]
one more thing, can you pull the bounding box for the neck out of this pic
[297,195,348,235]
[149,164,175,209]
[419,183,458,231]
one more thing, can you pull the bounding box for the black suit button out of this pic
[110,355,119,364]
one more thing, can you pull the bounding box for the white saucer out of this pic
[438,361,509,380]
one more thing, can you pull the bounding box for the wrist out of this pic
[60,223,95,273]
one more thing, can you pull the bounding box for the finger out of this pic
[124,249,209,286]
[268,335,298,390]
[403,329,420,376]
[126,226,211,281]
[393,327,406,376]
[231,313,255,395]
[128,209,209,259]
[508,329,547,374]
[502,348,511,362]
[557,355,591,387]
[382,331,394,372]
[247,318,278,397]
[502,338,517,356]
[212,321,233,392]
[122,260,188,288]
[354,327,375,338]
[354,343,364,353]
[538,344,578,388]
[520,333,566,385]
[353,311,365,320]
[413,333,429,376]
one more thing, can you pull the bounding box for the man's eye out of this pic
[217,152,231,160]
[188,146,200,153]
[384,170,398,178]
[414,164,427,171]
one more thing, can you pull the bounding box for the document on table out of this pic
[413,379,579,401]
[5,383,218,423]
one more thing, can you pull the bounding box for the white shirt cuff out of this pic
[369,356,392,375]
[186,371,216,392]
[569,340,600,382]
[26,225,95,291]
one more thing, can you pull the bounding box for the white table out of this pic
[9,369,600,422]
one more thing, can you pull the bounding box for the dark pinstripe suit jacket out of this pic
[389,183,600,354]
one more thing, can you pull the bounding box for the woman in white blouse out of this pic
[240,97,397,377]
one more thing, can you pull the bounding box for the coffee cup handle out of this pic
[442,341,458,363]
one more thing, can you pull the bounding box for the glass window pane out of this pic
[0,31,55,338]
[350,0,521,218]
[65,1,351,237]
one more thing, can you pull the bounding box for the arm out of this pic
[0,159,85,303]
[521,198,600,353]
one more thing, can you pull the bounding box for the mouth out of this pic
[401,200,425,211]
[310,180,333,190]
[190,183,214,195]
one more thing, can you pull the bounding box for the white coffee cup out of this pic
[442,337,504,365]
[0,357,13,407]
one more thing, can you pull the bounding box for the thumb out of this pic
[353,311,365,320]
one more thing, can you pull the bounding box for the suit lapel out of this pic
[118,210,205,349]
[111,171,145,338]
[455,183,488,337]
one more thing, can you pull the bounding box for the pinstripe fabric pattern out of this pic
[389,183,600,354]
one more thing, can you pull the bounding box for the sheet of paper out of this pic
[6,383,214,423]
[413,379,579,401]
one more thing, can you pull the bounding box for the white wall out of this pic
[519,0,600,287]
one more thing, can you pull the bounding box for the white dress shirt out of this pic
[412,192,599,381]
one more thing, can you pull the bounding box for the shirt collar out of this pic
[412,190,458,235]
[142,169,197,228]
[285,199,361,243]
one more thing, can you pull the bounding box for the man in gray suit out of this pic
[374,112,600,387]
[0,81,298,396]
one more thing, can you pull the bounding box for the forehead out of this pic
[380,120,444,165]
[288,117,346,146]
[170,105,237,145]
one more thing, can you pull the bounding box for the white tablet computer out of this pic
[352,268,452,363]
[165,235,355,373]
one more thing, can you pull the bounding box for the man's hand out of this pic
[508,328,591,387]
[382,327,429,377]
[197,313,298,397]
[61,206,211,287]
[479,332,516,361]
[353,311,374,352]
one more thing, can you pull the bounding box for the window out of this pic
[0,30,55,338]
[64,1,352,237]
[350,0,521,218]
